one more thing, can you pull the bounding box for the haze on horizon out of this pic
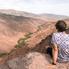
[0,0,69,16]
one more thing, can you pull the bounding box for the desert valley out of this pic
[0,9,69,69]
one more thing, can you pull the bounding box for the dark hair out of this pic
[55,20,67,32]
[65,28,69,34]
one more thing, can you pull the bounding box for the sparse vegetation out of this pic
[15,38,26,48]
[15,32,33,48]
[0,53,8,57]
[24,32,33,38]
[37,25,43,31]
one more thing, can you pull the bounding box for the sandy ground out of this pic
[0,32,25,53]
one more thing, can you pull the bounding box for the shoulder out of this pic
[52,32,59,37]
[52,32,62,43]
[52,32,63,37]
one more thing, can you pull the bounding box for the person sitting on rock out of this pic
[52,20,69,65]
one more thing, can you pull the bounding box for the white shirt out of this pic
[52,32,69,62]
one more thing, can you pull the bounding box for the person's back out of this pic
[52,32,69,62]
[51,20,69,64]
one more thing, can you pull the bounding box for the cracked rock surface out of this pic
[0,52,69,69]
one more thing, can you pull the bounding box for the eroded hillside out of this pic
[0,13,49,53]
[0,23,69,69]
[0,10,69,69]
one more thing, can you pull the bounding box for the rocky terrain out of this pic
[0,24,69,69]
[0,9,69,69]
[0,12,48,53]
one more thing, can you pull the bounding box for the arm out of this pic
[52,43,58,65]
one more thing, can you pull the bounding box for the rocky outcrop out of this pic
[27,24,55,48]
[0,52,69,69]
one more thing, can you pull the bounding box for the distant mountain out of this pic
[0,9,69,21]
[0,9,37,17]
[38,13,69,21]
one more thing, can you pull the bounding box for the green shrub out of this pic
[24,32,33,38]
[15,32,33,48]
[15,38,26,48]
[37,25,43,31]
[0,53,8,57]
[15,44,22,48]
